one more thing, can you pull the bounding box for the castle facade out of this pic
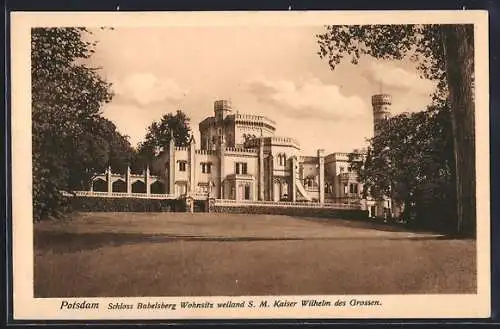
[150,98,384,209]
[87,94,397,218]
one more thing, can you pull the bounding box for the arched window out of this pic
[277,153,285,166]
[92,178,107,192]
[132,180,146,193]
[151,181,165,194]
[112,179,127,192]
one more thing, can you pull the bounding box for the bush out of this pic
[68,197,185,212]
[211,205,368,220]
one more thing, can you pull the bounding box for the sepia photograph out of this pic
[10,11,490,320]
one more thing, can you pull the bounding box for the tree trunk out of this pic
[441,25,476,236]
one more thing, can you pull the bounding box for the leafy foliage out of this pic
[242,133,258,148]
[211,205,368,220]
[32,28,134,220]
[349,104,456,230]
[317,25,447,101]
[318,24,476,235]
[135,110,191,169]
[69,196,184,212]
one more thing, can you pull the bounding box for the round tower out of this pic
[371,94,392,136]
[214,99,232,123]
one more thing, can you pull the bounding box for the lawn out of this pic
[34,212,476,297]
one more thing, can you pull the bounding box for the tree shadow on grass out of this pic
[302,216,470,238]
[34,231,164,254]
[35,230,471,254]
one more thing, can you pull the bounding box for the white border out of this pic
[10,10,491,320]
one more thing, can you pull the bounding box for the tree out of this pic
[242,133,258,148]
[136,110,191,169]
[317,24,475,236]
[32,27,131,220]
[349,104,456,231]
[67,117,136,189]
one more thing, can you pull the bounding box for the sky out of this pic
[86,26,436,155]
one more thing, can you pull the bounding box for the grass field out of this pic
[34,212,476,297]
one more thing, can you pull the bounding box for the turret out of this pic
[168,130,175,194]
[169,129,175,150]
[371,93,393,218]
[189,134,196,194]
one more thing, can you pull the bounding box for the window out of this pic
[197,184,209,193]
[340,166,345,173]
[201,162,212,174]
[235,162,248,175]
[244,185,251,200]
[349,183,358,194]
[276,154,286,166]
[178,161,186,172]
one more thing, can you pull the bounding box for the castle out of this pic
[85,94,397,218]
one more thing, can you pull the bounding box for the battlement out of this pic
[299,156,318,163]
[269,136,298,144]
[214,99,232,111]
[195,149,216,155]
[371,94,392,106]
[225,147,259,154]
[325,152,353,162]
[266,136,300,149]
[234,113,276,126]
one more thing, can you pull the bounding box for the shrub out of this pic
[211,205,368,220]
[68,197,185,212]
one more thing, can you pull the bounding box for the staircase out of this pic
[295,179,312,201]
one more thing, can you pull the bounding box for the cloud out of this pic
[362,61,436,96]
[246,77,369,121]
[111,72,187,106]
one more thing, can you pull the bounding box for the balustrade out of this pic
[70,191,360,209]
[213,199,360,209]
[73,191,176,199]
